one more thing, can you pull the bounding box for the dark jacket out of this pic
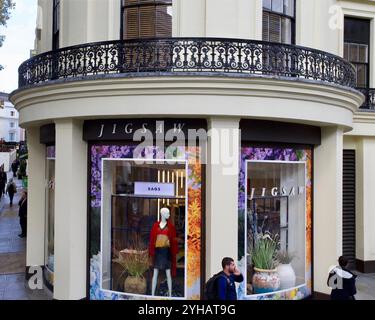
[6,182,16,195]
[327,266,357,300]
[217,272,244,301]
[11,162,18,172]
[0,172,7,185]
[18,198,27,218]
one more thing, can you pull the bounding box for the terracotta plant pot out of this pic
[124,275,147,295]
[252,267,281,294]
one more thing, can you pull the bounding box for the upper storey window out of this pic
[121,0,172,40]
[344,18,370,89]
[52,0,60,50]
[262,0,295,44]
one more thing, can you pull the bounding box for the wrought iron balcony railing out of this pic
[18,38,356,89]
[356,88,375,110]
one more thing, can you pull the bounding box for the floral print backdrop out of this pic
[89,145,202,300]
[237,147,313,300]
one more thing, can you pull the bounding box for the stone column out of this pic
[53,119,87,300]
[206,117,240,279]
[314,126,343,294]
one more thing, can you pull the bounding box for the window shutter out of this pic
[139,5,156,38]
[262,12,269,41]
[125,7,139,39]
[269,12,281,43]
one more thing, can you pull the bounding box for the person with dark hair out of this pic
[216,257,244,300]
[327,256,357,300]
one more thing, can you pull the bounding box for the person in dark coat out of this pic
[0,167,7,198]
[18,191,27,238]
[11,160,19,178]
[6,178,17,207]
[217,257,244,300]
[327,256,357,300]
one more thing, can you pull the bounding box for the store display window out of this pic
[44,146,55,288]
[238,147,312,300]
[89,145,203,300]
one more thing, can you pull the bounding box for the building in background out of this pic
[9,0,375,300]
[0,92,25,143]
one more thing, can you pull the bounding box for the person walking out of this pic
[6,178,17,207]
[11,160,19,178]
[327,256,357,300]
[0,167,7,198]
[18,191,27,238]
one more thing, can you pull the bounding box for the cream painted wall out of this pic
[297,0,341,55]
[26,127,46,268]
[358,138,375,262]
[36,0,53,54]
[314,126,343,294]
[11,77,362,130]
[343,133,375,263]
[37,0,121,51]
[175,0,261,39]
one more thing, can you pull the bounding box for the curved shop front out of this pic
[237,120,319,300]
[85,119,206,300]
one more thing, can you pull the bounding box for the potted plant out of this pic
[276,250,296,290]
[113,239,149,295]
[251,232,281,294]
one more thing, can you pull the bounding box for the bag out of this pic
[8,183,16,193]
[204,272,225,300]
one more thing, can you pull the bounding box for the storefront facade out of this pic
[11,0,375,300]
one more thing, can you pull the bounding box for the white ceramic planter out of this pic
[277,263,296,289]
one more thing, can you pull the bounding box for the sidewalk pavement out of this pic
[0,172,52,300]
[354,271,375,300]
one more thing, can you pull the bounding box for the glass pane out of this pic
[272,0,283,14]
[349,44,358,62]
[281,17,292,44]
[263,0,272,10]
[358,44,368,63]
[45,158,55,274]
[356,64,367,87]
[156,5,172,37]
[344,43,349,60]
[262,12,270,41]
[269,13,281,42]
[246,162,306,295]
[284,0,295,17]
[102,160,187,297]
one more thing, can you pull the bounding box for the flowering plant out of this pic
[251,232,279,270]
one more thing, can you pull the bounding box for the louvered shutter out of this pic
[139,5,155,38]
[343,150,356,270]
[125,7,139,39]
[263,12,269,41]
[269,12,281,43]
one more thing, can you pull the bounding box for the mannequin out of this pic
[149,207,178,297]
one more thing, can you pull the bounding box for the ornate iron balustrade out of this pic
[18,38,356,89]
[357,88,375,110]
